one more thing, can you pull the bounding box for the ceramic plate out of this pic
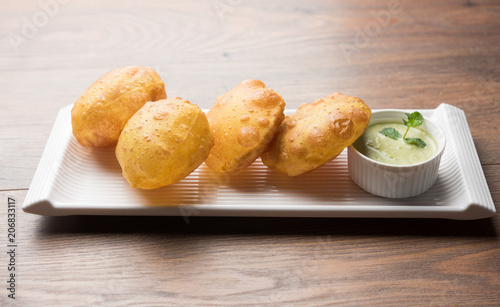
[23,103,495,219]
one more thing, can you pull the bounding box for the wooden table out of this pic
[1,0,499,305]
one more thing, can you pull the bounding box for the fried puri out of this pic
[261,93,371,176]
[205,79,285,173]
[115,98,214,189]
[71,66,166,147]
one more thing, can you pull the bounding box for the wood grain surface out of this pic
[1,0,499,305]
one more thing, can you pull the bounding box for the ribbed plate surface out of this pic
[23,104,496,219]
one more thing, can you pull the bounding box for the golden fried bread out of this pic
[261,92,371,176]
[205,79,285,172]
[115,98,214,189]
[71,66,166,147]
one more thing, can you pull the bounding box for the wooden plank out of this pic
[0,0,499,305]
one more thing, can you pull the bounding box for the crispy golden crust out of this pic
[261,92,371,176]
[71,66,166,147]
[115,98,214,189]
[205,79,285,172]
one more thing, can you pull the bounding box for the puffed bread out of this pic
[261,92,371,176]
[71,66,166,147]
[205,79,285,172]
[115,98,214,189]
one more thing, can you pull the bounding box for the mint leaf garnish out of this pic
[404,137,426,148]
[379,111,427,148]
[403,112,424,139]
[403,112,424,128]
[379,127,402,140]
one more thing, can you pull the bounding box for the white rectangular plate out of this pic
[23,103,496,219]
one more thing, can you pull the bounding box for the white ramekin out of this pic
[348,110,446,198]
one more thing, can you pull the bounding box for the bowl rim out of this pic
[349,109,447,168]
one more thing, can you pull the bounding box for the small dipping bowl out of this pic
[348,110,446,198]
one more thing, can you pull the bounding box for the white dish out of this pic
[348,110,446,198]
[23,103,496,219]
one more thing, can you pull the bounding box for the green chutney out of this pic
[353,122,437,165]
